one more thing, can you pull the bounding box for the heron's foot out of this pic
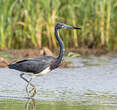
[26,86,37,98]
[31,87,37,97]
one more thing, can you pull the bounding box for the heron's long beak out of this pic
[63,24,81,29]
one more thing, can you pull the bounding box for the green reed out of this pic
[0,0,116,50]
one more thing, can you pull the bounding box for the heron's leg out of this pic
[28,82,37,97]
[26,77,37,97]
[20,73,35,87]
[26,78,32,97]
[20,73,37,97]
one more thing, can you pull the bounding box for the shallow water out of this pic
[0,55,117,110]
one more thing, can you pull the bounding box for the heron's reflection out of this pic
[25,98,36,110]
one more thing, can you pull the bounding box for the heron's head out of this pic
[55,22,81,30]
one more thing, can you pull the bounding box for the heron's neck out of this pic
[54,28,65,68]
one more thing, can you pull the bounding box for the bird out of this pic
[8,22,81,97]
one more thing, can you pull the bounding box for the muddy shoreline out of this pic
[0,47,117,68]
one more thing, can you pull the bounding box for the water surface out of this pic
[0,55,117,110]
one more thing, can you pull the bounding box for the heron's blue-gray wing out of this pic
[8,56,56,74]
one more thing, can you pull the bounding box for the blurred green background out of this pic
[0,0,117,50]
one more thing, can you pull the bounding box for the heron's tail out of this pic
[8,63,17,69]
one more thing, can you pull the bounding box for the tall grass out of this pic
[0,0,117,50]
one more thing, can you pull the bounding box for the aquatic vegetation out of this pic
[0,0,117,50]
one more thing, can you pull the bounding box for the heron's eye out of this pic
[61,24,64,28]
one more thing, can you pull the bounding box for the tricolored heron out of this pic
[8,23,81,97]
